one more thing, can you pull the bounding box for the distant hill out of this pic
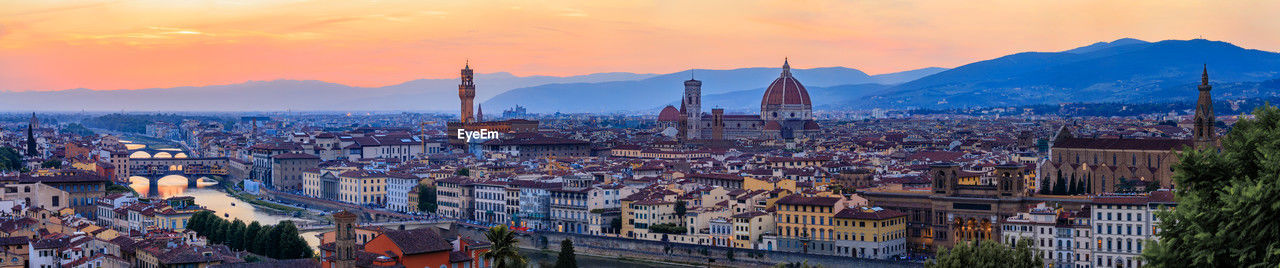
[482,67,944,113]
[859,38,1280,109]
[0,72,658,112]
[6,38,1279,113]
[699,83,892,113]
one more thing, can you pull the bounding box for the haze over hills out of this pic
[2,38,1279,113]
[481,67,942,113]
[0,72,659,112]
[861,38,1280,109]
[0,65,941,112]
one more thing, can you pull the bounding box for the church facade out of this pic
[1039,66,1218,194]
[658,59,820,141]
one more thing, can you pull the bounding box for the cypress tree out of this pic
[188,212,206,235]
[554,239,577,268]
[209,220,225,243]
[228,219,247,250]
[252,226,274,256]
[273,221,302,258]
[243,222,262,252]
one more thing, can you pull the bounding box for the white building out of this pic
[1091,190,1175,268]
[385,173,418,213]
[473,181,509,225]
[1000,203,1092,267]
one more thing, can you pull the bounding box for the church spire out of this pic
[1194,65,1217,149]
[1201,64,1209,86]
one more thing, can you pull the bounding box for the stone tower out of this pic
[996,163,1025,197]
[711,108,725,140]
[1193,65,1217,149]
[459,62,476,123]
[332,210,358,268]
[476,104,484,122]
[682,75,702,140]
[930,162,959,196]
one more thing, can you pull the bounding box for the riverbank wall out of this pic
[455,224,922,268]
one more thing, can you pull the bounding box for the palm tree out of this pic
[482,225,527,268]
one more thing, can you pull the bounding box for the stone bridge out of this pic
[128,157,230,187]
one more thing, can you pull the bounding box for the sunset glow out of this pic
[2,0,1278,91]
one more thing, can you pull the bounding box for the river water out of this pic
[128,175,327,251]
[121,137,326,251]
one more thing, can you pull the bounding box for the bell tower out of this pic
[332,210,358,268]
[459,61,476,123]
[683,74,702,140]
[1193,65,1217,149]
[931,162,959,196]
[996,163,1025,197]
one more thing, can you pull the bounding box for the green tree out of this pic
[265,222,286,258]
[243,221,261,252]
[188,211,208,234]
[1051,177,1066,195]
[927,239,1043,268]
[1144,179,1161,192]
[456,168,470,176]
[416,184,437,213]
[482,225,527,268]
[554,239,577,268]
[609,217,622,234]
[674,200,688,227]
[40,159,62,169]
[0,147,23,171]
[252,226,274,256]
[219,219,234,244]
[1038,177,1051,195]
[1141,104,1280,267]
[272,221,311,259]
[228,219,246,250]
[209,219,227,243]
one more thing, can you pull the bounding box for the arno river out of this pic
[120,140,673,266]
[126,175,326,250]
[120,138,326,251]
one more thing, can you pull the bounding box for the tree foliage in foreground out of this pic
[482,225,527,268]
[186,211,312,259]
[926,239,1043,268]
[1142,104,1280,267]
[554,239,577,268]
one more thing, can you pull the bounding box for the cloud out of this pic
[285,17,363,31]
[559,8,588,17]
[5,2,114,17]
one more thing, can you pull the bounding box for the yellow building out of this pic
[731,211,775,249]
[338,169,389,205]
[623,199,678,240]
[833,206,908,259]
[744,177,797,192]
[774,194,846,255]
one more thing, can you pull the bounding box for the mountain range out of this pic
[2,38,1279,113]
[865,38,1280,109]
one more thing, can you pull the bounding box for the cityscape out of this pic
[2,1,1279,268]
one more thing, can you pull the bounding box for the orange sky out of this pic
[2,0,1278,91]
